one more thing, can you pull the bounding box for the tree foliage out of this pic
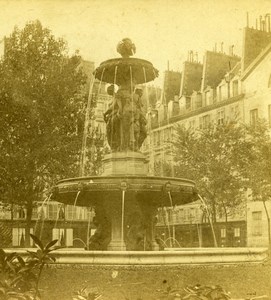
[172,120,271,222]
[0,20,88,244]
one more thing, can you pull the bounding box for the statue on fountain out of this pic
[103,39,147,152]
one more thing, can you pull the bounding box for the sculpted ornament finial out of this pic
[117,38,136,58]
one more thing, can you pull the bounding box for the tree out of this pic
[244,120,271,248]
[173,121,254,225]
[0,20,88,246]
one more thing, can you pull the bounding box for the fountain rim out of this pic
[94,57,159,84]
[56,175,195,185]
[95,57,158,68]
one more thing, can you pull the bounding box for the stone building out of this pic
[247,201,271,247]
[145,15,271,247]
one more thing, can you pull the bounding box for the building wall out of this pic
[247,201,271,247]
[147,23,271,248]
[156,201,246,248]
[242,49,271,126]
[0,202,96,248]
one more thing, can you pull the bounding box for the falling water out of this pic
[143,67,150,111]
[143,67,155,173]
[80,68,105,177]
[34,193,52,236]
[130,65,135,154]
[168,191,176,247]
[110,66,118,150]
[121,190,125,250]
[160,206,173,248]
[165,101,175,177]
[54,205,61,228]
[164,237,181,248]
[152,69,160,104]
[80,70,97,177]
[86,208,93,250]
[72,238,87,249]
[69,190,81,228]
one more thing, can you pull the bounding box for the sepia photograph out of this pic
[0,0,271,299]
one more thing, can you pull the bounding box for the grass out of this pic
[39,262,271,300]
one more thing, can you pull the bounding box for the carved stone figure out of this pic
[99,39,158,153]
[104,85,147,152]
[117,38,136,58]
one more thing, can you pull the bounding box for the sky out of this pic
[0,0,270,87]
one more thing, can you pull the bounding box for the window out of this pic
[252,211,262,236]
[250,109,258,127]
[199,114,211,129]
[18,208,26,219]
[179,209,184,222]
[252,211,262,220]
[221,228,226,238]
[12,228,25,247]
[232,80,239,96]
[268,105,271,128]
[218,86,222,101]
[189,120,195,131]
[52,228,73,246]
[268,74,271,88]
[205,91,211,106]
[189,208,196,222]
[58,205,65,220]
[37,205,46,220]
[12,228,33,246]
[157,131,161,146]
[66,205,76,220]
[230,105,240,121]
[217,109,225,125]
[234,227,240,237]
[47,203,58,220]
[172,210,177,223]
[184,209,188,222]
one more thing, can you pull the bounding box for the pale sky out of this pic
[0,0,270,86]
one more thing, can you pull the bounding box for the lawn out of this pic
[40,262,271,300]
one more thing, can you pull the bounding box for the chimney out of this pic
[215,43,217,52]
[247,12,249,28]
[195,52,198,62]
[221,42,224,53]
[260,15,262,30]
[229,45,234,56]
[262,20,266,31]
[266,14,270,32]
[256,18,258,30]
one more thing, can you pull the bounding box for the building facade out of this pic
[0,202,96,248]
[146,16,271,247]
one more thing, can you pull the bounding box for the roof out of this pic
[241,41,271,81]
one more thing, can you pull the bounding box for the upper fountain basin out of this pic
[94,58,159,85]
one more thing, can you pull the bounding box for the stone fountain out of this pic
[51,38,197,252]
[6,39,268,265]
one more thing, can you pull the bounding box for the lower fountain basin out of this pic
[5,248,268,265]
[52,175,197,207]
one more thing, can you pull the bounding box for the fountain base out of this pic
[5,248,268,265]
[102,151,148,176]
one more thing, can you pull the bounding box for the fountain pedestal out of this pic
[102,152,148,176]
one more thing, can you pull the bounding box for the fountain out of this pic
[24,38,267,265]
[51,38,197,253]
